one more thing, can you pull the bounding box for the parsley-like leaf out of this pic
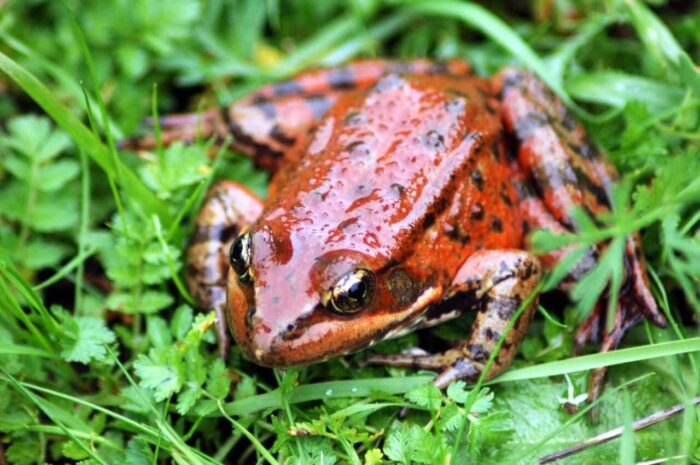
[405,383,442,411]
[134,347,185,401]
[56,308,116,364]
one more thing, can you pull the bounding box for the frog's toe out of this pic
[579,237,667,402]
[587,292,652,402]
[586,308,631,404]
[432,357,482,389]
[574,302,603,354]
[365,352,448,371]
[367,349,485,390]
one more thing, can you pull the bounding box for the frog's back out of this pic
[263,73,522,279]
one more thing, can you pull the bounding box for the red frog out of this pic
[124,59,666,399]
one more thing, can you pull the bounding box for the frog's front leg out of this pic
[368,250,541,389]
[186,181,263,359]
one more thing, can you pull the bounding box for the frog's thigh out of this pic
[514,171,598,289]
[497,68,615,229]
[186,181,264,359]
[369,250,541,389]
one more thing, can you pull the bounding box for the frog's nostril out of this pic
[279,322,305,342]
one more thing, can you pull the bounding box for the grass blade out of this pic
[492,337,700,383]
[215,375,434,417]
[566,72,685,111]
[203,338,700,418]
[407,0,570,106]
[624,0,700,96]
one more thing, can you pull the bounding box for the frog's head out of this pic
[225,221,443,367]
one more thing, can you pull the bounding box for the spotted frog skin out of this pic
[125,59,667,398]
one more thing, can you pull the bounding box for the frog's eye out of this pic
[327,269,375,315]
[229,231,252,282]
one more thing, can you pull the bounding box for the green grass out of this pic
[1,0,700,464]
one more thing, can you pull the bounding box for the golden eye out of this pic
[229,231,252,282]
[328,269,375,314]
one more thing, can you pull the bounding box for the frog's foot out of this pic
[576,236,667,401]
[186,181,263,359]
[368,250,541,389]
[574,302,604,352]
[366,349,470,376]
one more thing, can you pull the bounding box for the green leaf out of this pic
[170,304,194,340]
[408,425,441,464]
[290,437,338,465]
[77,460,100,465]
[407,0,569,106]
[439,402,463,432]
[0,51,168,219]
[0,409,35,433]
[29,190,80,232]
[383,424,411,464]
[571,236,625,322]
[384,423,440,465]
[176,383,202,415]
[146,316,172,348]
[5,114,71,161]
[469,388,494,415]
[6,435,41,465]
[207,358,232,400]
[405,383,442,411]
[138,290,174,314]
[494,338,700,383]
[363,448,383,465]
[21,238,72,269]
[625,0,700,98]
[124,437,153,465]
[63,440,91,460]
[467,411,512,458]
[2,154,30,180]
[0,329,24,377]
[139,143,210,198]
[56,309,116,364]
[120,386,154,414]
[620,389,635,464]
[184,346,207,386]
[36,159,80,191]
[446,381,469,404]
[134,347,185,401]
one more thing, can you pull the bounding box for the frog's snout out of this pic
[225,268,324,368]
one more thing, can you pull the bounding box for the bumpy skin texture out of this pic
[133,60,667,399]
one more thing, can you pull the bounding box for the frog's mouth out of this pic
[233,285,444,368]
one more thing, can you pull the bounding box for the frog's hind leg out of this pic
[186,181,263,359]
[496,68,667,400]
[120,59,472,172]
[513,168,598,289]
[368,250,541,389]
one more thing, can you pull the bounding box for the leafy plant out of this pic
[0,115,77,270]
[0,1,699,464]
